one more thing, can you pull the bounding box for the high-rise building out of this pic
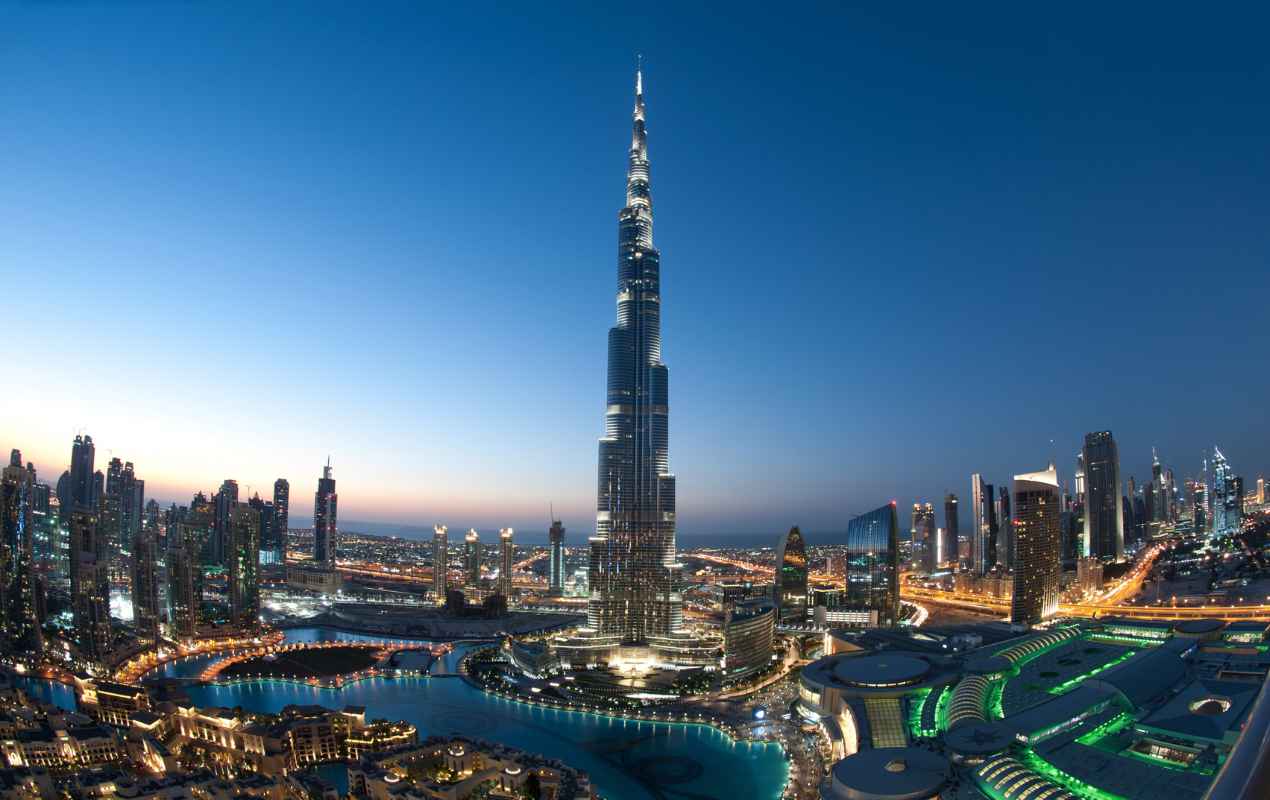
[313,461,338,570]
[548,518,565,596]
[432,524,448,603]
[995,487,1012,569]
[168,519,205,638]
[943,493,959,571]
[498,528,514,598]
[228,504,261,627]
[1010,464,1062,627]
[773,526,809,621]
[1082,431,1124,563]
[970,474,998,574]
[69,434,97,512]
[120,461,143,558]
[464,529,481,586]
[1211,446,1239,535]
[131,524,160,644]
[582,67,690,653]
[212,479,238,567]
[1151,448,1167,525]
[69,508,112,663]
[844,503,900,627]
[1191,481,1208,533]
[102,457,124,564]
[272,478,290,563]
[911,502,936,572]
[1,450,42,653]
[1257,476,1266,506]
[248,494,276,565]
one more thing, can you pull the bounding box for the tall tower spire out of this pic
[627,62,652,237]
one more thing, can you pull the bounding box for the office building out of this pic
[843,503,900,627]
[548,517,565,596]
[272,478,290,563]
[721,598,776,682]
[432,524,448,603]
[228,504,261,626]
[1211,446,1239,535]
[248,493,277,565]
[773,526,809,621]
[1082,430,1125,562]
[1,450,42,653]
[313,460,338,570]
[212,479,238,567]
[942,493,959,571]
[498,527,514,598]
[464,529,480,586]
[911,502,936,571]
[970,474,998,574]
[1010,464,1062,627]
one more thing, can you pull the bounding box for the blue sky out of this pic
[2,2,1267,538]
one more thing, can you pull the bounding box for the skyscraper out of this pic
[498,528,514,598]
[272,478,290,563]
[911,502,936,571]
[432,524,448,603]
[212,479,238,567]
[313,460,338,570]
[69,434,97,512]
[1082,430,1124,563]
[1211,446,1238,535]
[844,503,900,627]
[1010,464,1062,627]
[70,508,111,662]
[773,526,808,622]
[248,493,276,565]
[583,67,685,648]
[131,523,160,645]
[168,519,204,638]
[548,517,565,596]
[228,504,260,626]
[943,493,959,571]
[970,474,998,574]
[120,461,143,557]
[1,450,42,653]
[464,529,481,586]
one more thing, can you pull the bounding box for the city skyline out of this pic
[4,4,1269,535]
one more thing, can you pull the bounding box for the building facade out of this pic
[1010,465,1062,626]
[548,517,565,596]
[464,529,480,586]
[432,524,448,603]
[498,527,513,598]
[773,526,809,622]
[313,461,338,570]
[228,504,260,626]
[272,477,290,564]
[1,450,42,653]
[844,503,900,627]
[1082,430,1125,562]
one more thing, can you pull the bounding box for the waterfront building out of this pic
[843,503,900,627]
[70,508,112,663]
[212,479,238,567]
[912,502,936,571]
[722,598,776,682]
[1010,464,1062,626]
[1083,430,1125,562]
[131,523,161,644]
[228,504,260,627]
[313,460,338,570]
[773,526,809,622]
[548,517,565,596]
[942,493,959,570]
[498,527,514,598]
[432,524,448,603]
[581,66,692,658]
[1,449,42,653]
[272,477,290,563]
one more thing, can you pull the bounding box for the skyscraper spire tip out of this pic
[635,53,642,96]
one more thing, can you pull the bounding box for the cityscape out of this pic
[3,5,1270,800]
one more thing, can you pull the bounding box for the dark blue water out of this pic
[159,627,789,800]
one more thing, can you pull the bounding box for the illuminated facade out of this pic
[1211,446,1240,535]
[912,502,936,572]
[70,508,112,662]
[228,504,261,626]
[432,524,448,602]
[464,528,480,586]
[1083,430,1125,562]
[1010,464,1061,626]
[844,503,899,627]
[582,66,689,653]
[313,460,338,569]
[774,526,809,621]
[548,517,565,595]
[131,522,161,644]
[1,449,42,653]
[271,477,290,564]
[943,493,959,569]
[168,520,204,637]
[970,473,998,575]
[498,527,513,597]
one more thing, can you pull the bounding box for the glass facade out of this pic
[1082,430,1124,562]
[1011,465,1061,626]
[773,526,808,621]
[844,503,899,626]
[548,519,565,596]
[313,462,338,570]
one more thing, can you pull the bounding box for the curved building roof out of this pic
[825,747,950,800]
[803,653,931,692]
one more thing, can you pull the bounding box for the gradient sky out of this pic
[2,3,1268,538]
